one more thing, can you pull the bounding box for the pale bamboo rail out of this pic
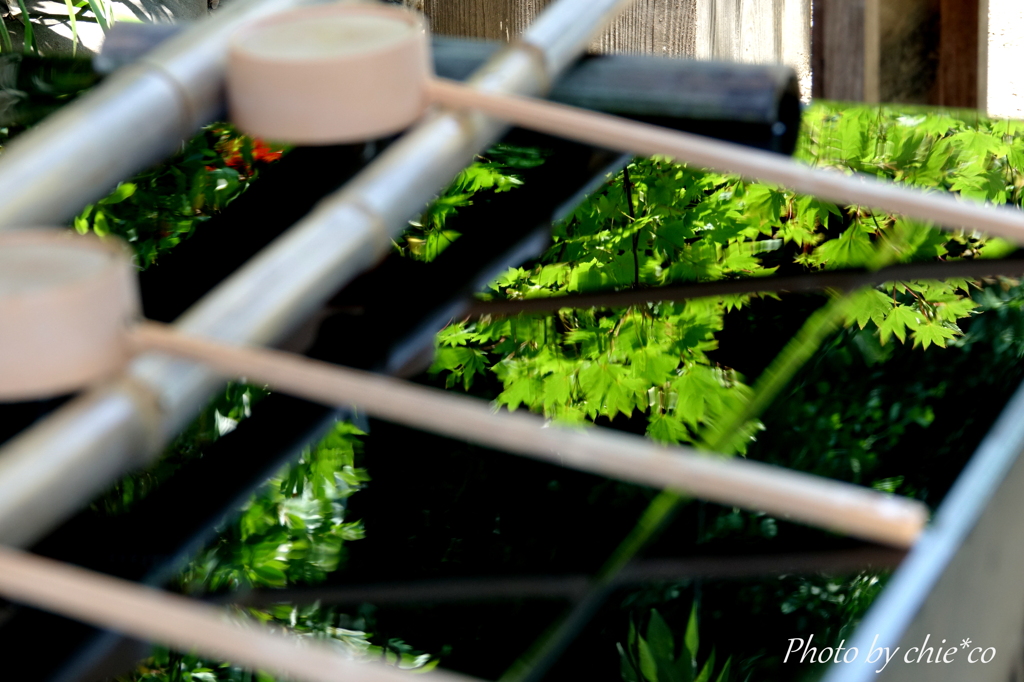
[132,322,928,549]
[428,78,1024,244]
[0,0,639,549]
[0,545,475,682]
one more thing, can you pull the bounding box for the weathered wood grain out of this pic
[407,0,707,58]
[811,0,875,102]
[405,0,810,97]
[814,0,988,108]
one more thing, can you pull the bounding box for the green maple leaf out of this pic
[950,130,1005,159]
[579,362,646,419]
[542,373,573,410]
[647,412,692,444]
[878,305,921,344]
[672,368,725,428]
[632,348,681,385]
[811,224,875,269]
[934,296,978,323]
[847,288,893,329]
[912,323,958,350]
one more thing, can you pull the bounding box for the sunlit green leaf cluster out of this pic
[431,103,1024,447]
[799,106,1024,203]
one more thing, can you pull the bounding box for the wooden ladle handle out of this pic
[131,322,928,548]
[424,77,1024,244]
[0,544,470,682]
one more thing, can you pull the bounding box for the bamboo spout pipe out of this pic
[131,322,928,549]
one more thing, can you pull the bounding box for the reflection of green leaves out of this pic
[619,604,731,682]
[912,322,958,350]
[94,383,269,517]
[73,125,280,268]
[125,604,439,682]
[116,413,440,681]
[879,305,920,344]
[397,145,542,262]
[99,182,136,205]
[810,222,874,268]
[178,421,369,594]
[847,289,892,330]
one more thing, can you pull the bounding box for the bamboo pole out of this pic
[0,0,640,550]
[0,0,322,231]
[426,78,1024,244]
[0,544,474,682]
[132,322,928,549]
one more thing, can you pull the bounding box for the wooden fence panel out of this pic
[406,0,810,95]
[408,0,810,63]
[813,0,988,108]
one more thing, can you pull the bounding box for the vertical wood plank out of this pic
[977,0,988,112]
[811,0,872,101]
[709,0,739,58]
[695,0,807,73]
[936,0,982,108]
[878,0,936,105]
[739,0,780,63]
[415,0,698,57]
[590,0,698,56]
[809,0,823,99]
[418,0,549,42]
[814,0,987,109]
[409,0,807,88]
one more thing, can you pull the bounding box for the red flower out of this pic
[210,133,284,180]
[252,140,283,164]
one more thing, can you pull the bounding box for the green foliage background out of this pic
[32,100,1024,682]
[431,104,1022,457]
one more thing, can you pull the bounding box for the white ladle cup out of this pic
[226,3,1024,245]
